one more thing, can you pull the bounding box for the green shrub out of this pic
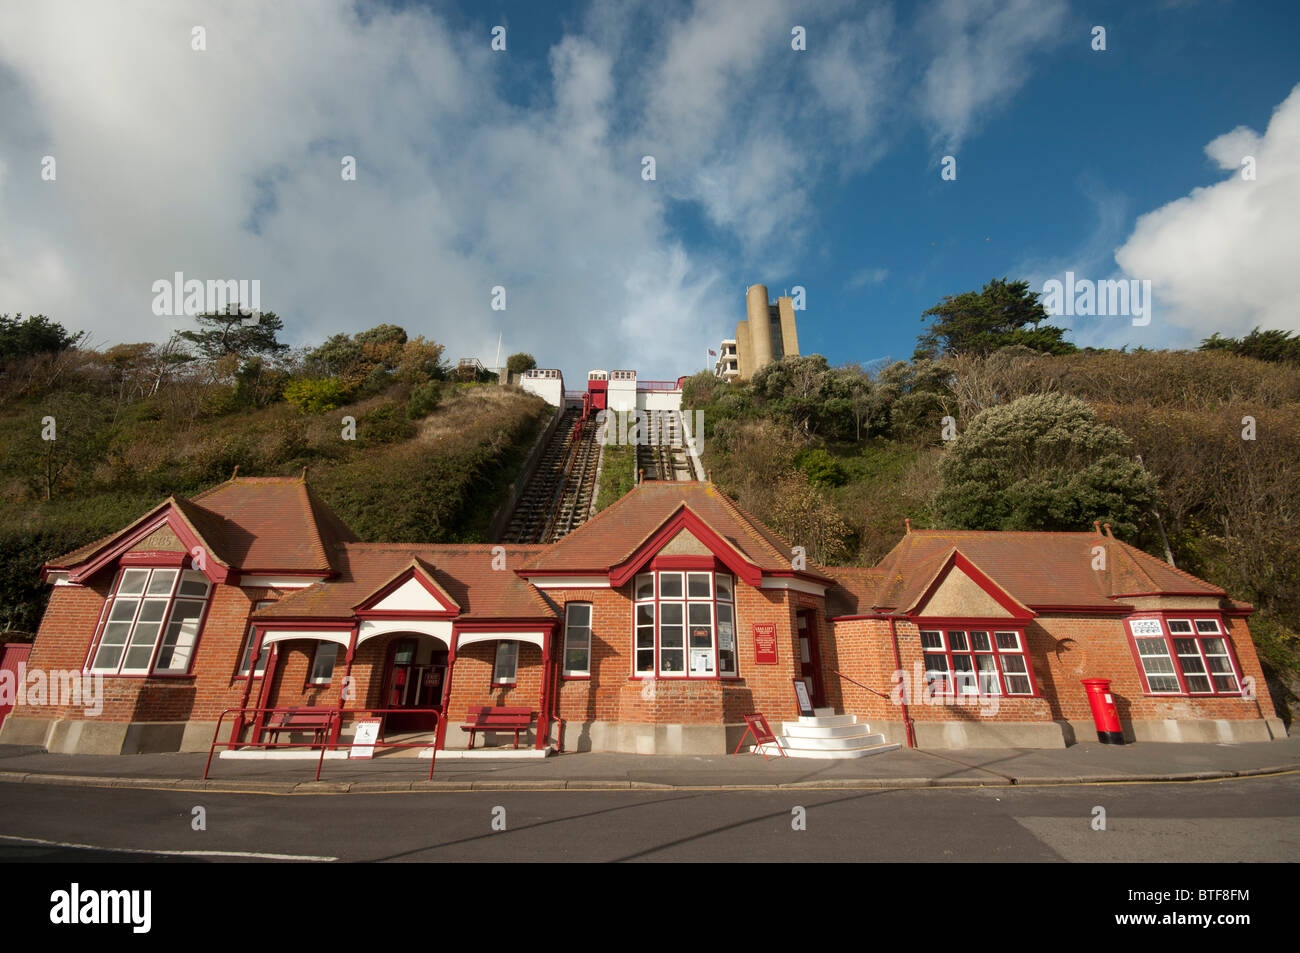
[406,381,444,419]
[795,448,847,488]
[361,402,417,446]
[284,377,351,414]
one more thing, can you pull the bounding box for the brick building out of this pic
[0,475,1284,755]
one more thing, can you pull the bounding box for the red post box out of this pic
[1082,678,1124,744]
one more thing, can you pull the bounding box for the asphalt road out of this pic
[1,773,1296,863]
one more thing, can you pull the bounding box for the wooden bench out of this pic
[262,707,335,745]
[460,706,534,749]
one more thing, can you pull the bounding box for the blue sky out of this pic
[1,0,1297,382]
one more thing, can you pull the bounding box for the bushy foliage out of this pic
[915,278,1077,360]
[506,352,537,376]
[934,393,1155,534]
[406,380,444,419]
[795,448,847,488]
[283,377,351,414]
[0,313,82,364]
[1201,327,1300,365]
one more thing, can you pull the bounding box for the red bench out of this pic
[460,706,534,749]
[263,707,334,745]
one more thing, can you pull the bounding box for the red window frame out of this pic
[918,627,1037,697]
[1126,615,1244,696]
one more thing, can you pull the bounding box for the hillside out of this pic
[685,348,1300,725]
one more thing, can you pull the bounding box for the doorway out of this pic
[795,610,826,709]
[381,637,447,733]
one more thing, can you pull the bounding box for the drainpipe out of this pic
[888,616,916,749]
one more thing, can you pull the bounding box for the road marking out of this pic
[0,832,336,862]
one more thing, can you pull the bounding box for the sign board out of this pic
[792,678,815,716]
[743,714,777,746]
[752,623,778,664]
[349,718,382,759]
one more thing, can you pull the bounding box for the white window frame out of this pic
[89,567,211,676]
[1129,617,1242,696]
[632,570,734,679]
[563,603,592,677]
[308,642,339,686]
[920,628,1034,697]
[493,641,519,686]
[237,600,275,677]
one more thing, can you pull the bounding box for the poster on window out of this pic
[753,623,778,663]
[719,622,734,650]
[690,649,713,674]
[1130,618,1163,637]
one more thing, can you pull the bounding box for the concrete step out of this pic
[753,741,900,760]
[773,732,889,751]
[781,721,875,739]
[790,713,858,728]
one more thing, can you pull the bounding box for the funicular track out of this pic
[501,402,603,544]
[635,410,693,482]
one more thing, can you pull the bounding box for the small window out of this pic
[493,641,519,685]
[658,572,683,599]
[564,603,592,676]
[309,643,339,685]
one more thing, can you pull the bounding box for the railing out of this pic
[636,380,681,392]
[203,707,443,782]
[832,669,890,700]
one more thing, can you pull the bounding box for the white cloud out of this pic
[917,0,1067,150]
[1115,83,1300,340]
[847,267,889,289]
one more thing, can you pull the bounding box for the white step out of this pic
[774,732,888,751]
[781,721,874,739]
[754,741,900,760]
[791,714,858,728]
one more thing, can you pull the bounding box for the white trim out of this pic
[239,575,322,589]
[262,629,353,648]
[457,630,547,650]
[759,576,827,596]
[528,575,611,590]
[48,572,75,586]
[357,618,453,648]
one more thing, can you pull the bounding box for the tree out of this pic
[934,392,1155,535]
[177,306,288,361]
[0,313,82,365]
[916,278,1076,360]
[7,394,114,500]
[506,352,537,376]
[1200,328,1300,365]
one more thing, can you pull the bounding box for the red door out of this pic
[795,611,826,710]
[0,643,32,729]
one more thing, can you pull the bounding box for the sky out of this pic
[0,0,1297,383]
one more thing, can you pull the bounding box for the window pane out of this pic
[137,599,168,623]
[1005,675,1032,694]
[146,569,177,596]
[994,631,1020,651]
[1195,619,1221,634]
[636,649,655,672]
[659,648,684,673]
[100,621,132,646]
[687,573,710,598]
[567,603,591,627]
[92,644,124,670]
[658,573,683,598]
[117,569,149,596]
[1202,637,1227,655]
[178,571,210,597]
[715,574,733,601]
[660,625,683,648]
[1167,619,1193,634]
[155,600,204,672]
[635,574,654,600]
[310,644,338,683]
[109,599,139,622]
[970,631,991,651]
[948,631,968,651]
[1000,655,1027,675]
[920,631,943,649]
[1184,675,1211,693]
[1212,675,1239,692]
[660,603,683,626]
[636,604,655,627]
[975,655,1000,694]
[688,603,712,626]
[494,642,517,682]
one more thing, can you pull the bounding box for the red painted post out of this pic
[436,640,457,751]
[229,626,265,749]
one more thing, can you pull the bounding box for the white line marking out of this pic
[0,833,336,862]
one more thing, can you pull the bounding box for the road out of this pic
[1,772,1297,862]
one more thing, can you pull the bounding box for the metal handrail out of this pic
[204,706,443,782]
[832,669,891,700]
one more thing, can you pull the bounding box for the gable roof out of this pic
[868,529,1225,614]
[257,544,555,623]
[522,481,829,582]
[47,476,357,577]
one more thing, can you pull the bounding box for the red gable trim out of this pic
[65,507,231,586]
[607,505,763,588]
[904,551,1034,622]
[352,562,461,616]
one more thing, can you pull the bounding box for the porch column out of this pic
[229,624,265,750]
[331,626,360,746]
[435,633,458,751]
[536,626,555,751]
[251,643,280,743]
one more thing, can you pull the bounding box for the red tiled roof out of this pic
[258,544,556,622]
[824,567,888,617]
[868,529,1225,612]
[48,476,356,574]
[523,481,817,578]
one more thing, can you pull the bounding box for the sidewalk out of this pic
[1,735,1296,794]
